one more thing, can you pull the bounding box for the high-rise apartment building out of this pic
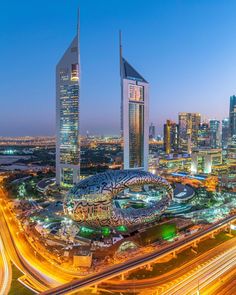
[178,113,201,153]
[209,119,220,149]
[56,13,80,187]
[229,95,236,139]
[120,33,149,171]
[222,118,229,149]
[163,120,179,154]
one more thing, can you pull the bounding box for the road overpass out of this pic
[101,236,236,292]
[40,214,236,295]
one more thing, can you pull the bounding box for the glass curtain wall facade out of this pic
[209,119,220,148]
[120,34,149,171]
[222,118,229,149]
[129,102,144,168]
[197,122,210,148]
[178,112,201,153]
[56,14,80,187]
[163,120,179,154]
[229,95,236,139]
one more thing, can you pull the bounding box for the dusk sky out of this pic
[1,0,236,136]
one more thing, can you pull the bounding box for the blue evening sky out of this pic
[1,0,236,136]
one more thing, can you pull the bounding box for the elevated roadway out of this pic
[40,214,236,295]
[101,236,236,292]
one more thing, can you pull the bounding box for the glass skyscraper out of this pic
[229,95,236,139]
[149,123,156,140]
[163,120,179,154]
[178,112,201,153]
[56,13,80,187]
[209,119,220,148]
[120,33,149,171]
[222,118,229,149]
[197,122,210,148]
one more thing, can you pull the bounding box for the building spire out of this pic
[119,30,122,76]
[77,8,80,39]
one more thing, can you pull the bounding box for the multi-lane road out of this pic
[0,183,69,293]
[101,236,236,292]
[1,174,236,295]
[159,243,236,294]
[0,235,11,295]
[40,214,236,295]
[204,265,236,295]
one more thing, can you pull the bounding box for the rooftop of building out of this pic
[121,58,148,83]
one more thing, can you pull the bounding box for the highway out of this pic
[40,214,236,295]
[203,264,236,295]
[0,197,51,292]
[100,236,236,292]
[0,183,69,293]
[159,244,236,294]
[0,180,99,293]
[1,173,236,295]
[0,235,11,295]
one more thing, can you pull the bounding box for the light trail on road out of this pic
[158,246,236,295]
[2,175,236,295]
[0,235,11,295]
[100,236,236,292]
[202,265,236,295]
[0,184,65,292]
[40,213,236,295]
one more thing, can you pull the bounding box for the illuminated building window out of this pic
[128,84,144,102]
[71,63,79,81]
[62,168,74,186]
[60,68,69,81]
[129,103,144,168]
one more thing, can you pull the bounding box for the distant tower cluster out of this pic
[56,13,80,187]
[162,95,236,156]
[120,32,149,171]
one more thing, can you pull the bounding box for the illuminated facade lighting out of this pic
[164,120,179,154]
[178,112,201,154]
[56,11,80,187]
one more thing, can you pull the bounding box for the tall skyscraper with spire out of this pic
[120,32,149,171]
[56,12,80,187]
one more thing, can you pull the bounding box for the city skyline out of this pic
[2,3,236,294]
[2,0,236,136]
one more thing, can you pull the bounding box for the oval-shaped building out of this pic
[65,170,173,229]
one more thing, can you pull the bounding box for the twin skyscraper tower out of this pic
[56,12,149,187]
